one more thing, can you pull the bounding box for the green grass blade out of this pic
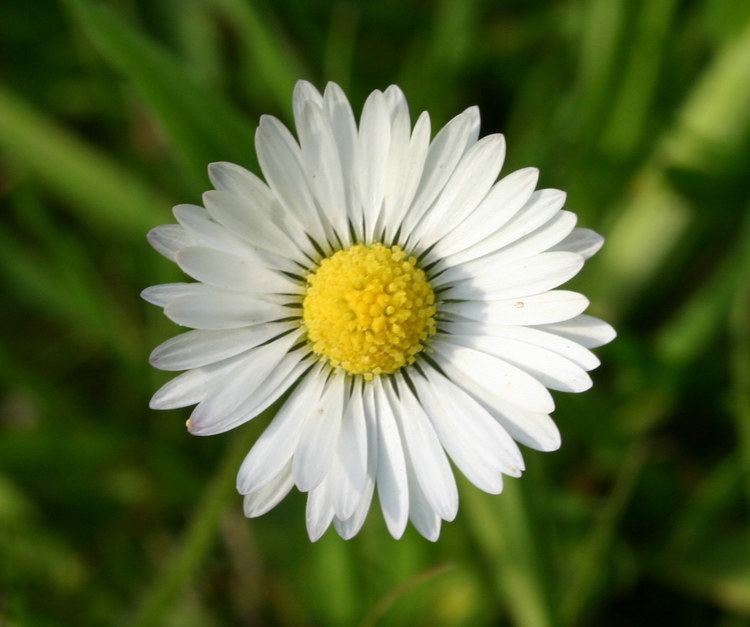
[62,0,256,190]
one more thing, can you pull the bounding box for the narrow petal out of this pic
[432,338,554,413]
[440,252,584,301]
[173,204,248,257]
[412,366,522,493]
[306,478,334,542]
[405,452,442,541]
[443,321,600,371]
[243,461,294,518]
[373,377,409,539]
[141,283,204,308]
[357,90,391,242]
[388,374,458,521]
[150,321,296,371]
[236,364,327,494]
[293,372,346,492]
[441,290,589,325]
[400,106,480,239]
[165,289,291,330]
[328,381,368,519]
[536,314,617,348]
[176,246,302,295]
[551,228,604,259]
[441,333,593,393]
[431,167,539,259]
[147,225,191,261]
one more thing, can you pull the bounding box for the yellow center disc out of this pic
[302,243,437,378]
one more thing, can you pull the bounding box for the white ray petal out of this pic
[255,115,331,252]
[236,364,327,494]
[388,374,458,521]
[405,451,442,541]
[431,167,539,260]
[536,314,617,348]
[323,82,361,241]
[293,371,346,492]
[551,228,604,259]
[298,101,351,246]
[329,381,368,520]
[141,283,205,308]
[306,478,335,542]
[443,321,600,371]
[440,252,584,301]
[164,289,291,330]
[147,225,191,261]
[243,460,294,518]
[432,338,554,413]
[412,366,520,493]
[410,134,506,250]
[357,90,391,243]
[172,204,249,256]
[400,106,480,239]
[441,290,589,325]
[373,377,408,539]
[202,189,308,262]
[175,246,302,295]
[150,321,296,371]
[292,79,324,136]
[333,382,379,540]
[441,333,593,393]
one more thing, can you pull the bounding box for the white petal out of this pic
[323,82,361,241]
[298,101,351,246]
[405,452,442,541]
[383,112,431,243]
[432,338,554,413]
[243,460,294,518]
[306,478,334,542]
[141,283,204,308]
[148,354,246,410]
[292,79,324,136]
[373,377,409,539]
[400,106,480,239]
[202,189,308,262]
[436,211,576,284]
[551,228,604,259]
[187,330,302,432]
[236,364,327,494]
[255,115,331,252]
[175,246,301,295]
[431,167,539,259]
[329,381,368,519]
[165,289,291,330]
[443,321,600,371]
[441,290,589,325]
[147,225,191,261]
[440,252,584,300]
[536,314,617,348]
[410,134,506,250]
[149,321,296,371]
[434,356,561,451]
[441,333,593,393]
[357,90,391,242]
[412,366,521,493]
[388,374,458,521]
[333,382,379,540]
[293,372,346,492]
[173,204,248,256]
[191,351,312,436]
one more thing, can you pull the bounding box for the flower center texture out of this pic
[302,243,437,378]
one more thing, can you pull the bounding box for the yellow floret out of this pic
[302,243,437,376]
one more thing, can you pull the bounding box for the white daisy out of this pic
[143,81,615,541]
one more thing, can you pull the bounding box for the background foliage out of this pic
[1,0,749,625]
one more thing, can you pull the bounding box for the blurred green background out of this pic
[1,0,749,625]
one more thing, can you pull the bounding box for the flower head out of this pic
[143,81,615,541]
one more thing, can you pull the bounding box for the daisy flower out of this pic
[143,81,615,541]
